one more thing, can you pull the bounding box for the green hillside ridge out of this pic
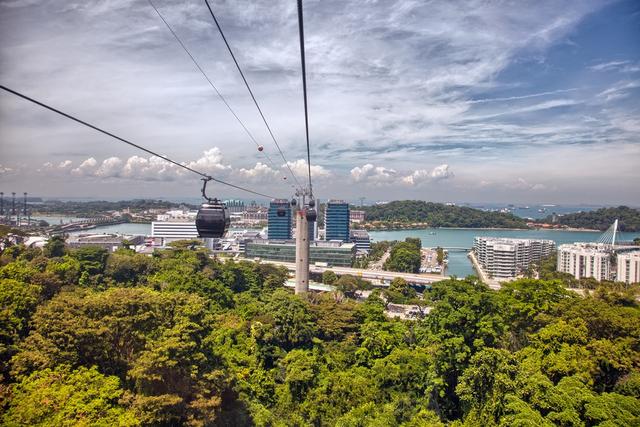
[359,200,529,228]
[540,206,640,232]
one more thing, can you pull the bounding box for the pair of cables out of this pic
[1,0,315,199]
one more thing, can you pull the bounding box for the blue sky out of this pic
[0,0,638,204]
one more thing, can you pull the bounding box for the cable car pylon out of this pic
[293,187,317,294]
[294,205,310,294]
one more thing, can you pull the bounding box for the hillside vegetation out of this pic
[361,200,529,228]
[540,206,640,232]
[33,199,196,216]
[0,239,639,425]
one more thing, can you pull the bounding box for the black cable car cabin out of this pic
[306,208,317,222]
[196,202,230,238]
[196,178,230,238]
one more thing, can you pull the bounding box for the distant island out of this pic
[32,199,196,217]
[537,206,640,232]
[357,200,529,229]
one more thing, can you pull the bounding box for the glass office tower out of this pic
[325,200,350,242]
[268,199,292,240]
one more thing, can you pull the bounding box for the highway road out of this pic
[259,260,448,285]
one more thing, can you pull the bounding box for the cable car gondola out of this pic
[306,208,317,222]
[196,178,230,238]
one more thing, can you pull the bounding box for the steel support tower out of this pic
[295,208,310,294]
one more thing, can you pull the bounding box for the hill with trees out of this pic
[33,199,196,217]
[539,205,640,232]
[0,239,639,425]
[360,200,529,229]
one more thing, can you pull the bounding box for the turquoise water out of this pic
[369,228,640,278]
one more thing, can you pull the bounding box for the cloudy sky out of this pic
[1,0,639,204]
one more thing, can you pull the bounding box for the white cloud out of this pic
[95,156,123,178]
[611,116,640,133]
[350,163,453,187]
[71,157,97,176]
[468,88,578,104]
[350,164,397,185]
[120,155,182,181]
[597,80,640,102]
[285,159,331,180]
[54,149,281,184]
[237,162,280,182]
[402,164,454,186]
[590,60,640,73]
[506,177,546,191]
[430,164,455,180]
[186,148,231,175]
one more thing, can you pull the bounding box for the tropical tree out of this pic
[3,365,139,426]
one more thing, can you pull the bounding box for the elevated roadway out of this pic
[259,260,448,285]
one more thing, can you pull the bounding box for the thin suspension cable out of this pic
[0,84,276,199]
[296,0,313,195]
[147,0,280,174]
[203,0,303,189]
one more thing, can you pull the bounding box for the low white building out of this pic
[557,243,612,281]
[474,237,555,279]
[151,210,202,246]
[617,251,640,284]
[155,209,196,222]
[67,234,145,252]
[151,221,199,245]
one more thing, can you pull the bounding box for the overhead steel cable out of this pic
[0,84,277,199]
[203,0,303,189]
[296,0,313,195]
[146,0,280,173]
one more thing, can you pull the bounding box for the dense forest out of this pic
[539,206,640,232]
[360,201,529,229]
[1,236,639,426]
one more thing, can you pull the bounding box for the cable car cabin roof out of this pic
[196,204,230,238]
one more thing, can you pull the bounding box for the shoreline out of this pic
[366,225,605,232]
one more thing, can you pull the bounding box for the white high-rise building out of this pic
[474,237,555,279]
[557,243,612,281]
[151,210,202,246]
[617,251,640,284]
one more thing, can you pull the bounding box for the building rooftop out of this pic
[558,242,613,254]
[476,236,554,244]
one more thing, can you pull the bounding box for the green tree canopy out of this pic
[3,365,138,426]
